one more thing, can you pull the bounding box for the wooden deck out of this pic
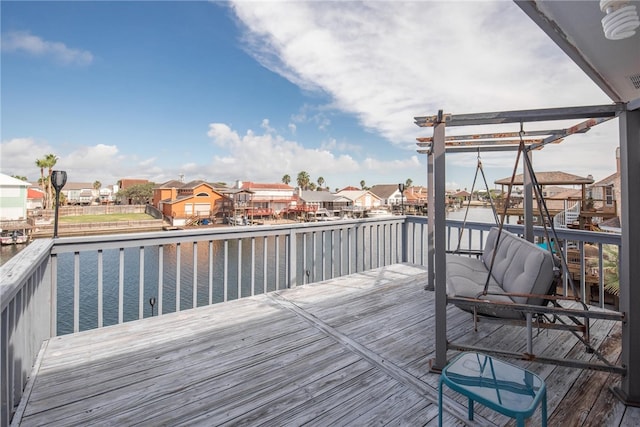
[13,264,638,426]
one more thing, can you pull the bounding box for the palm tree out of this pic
[360,180,366,190]
[603,244,619,297]
[282,174,291,185]
[93,180,102,190]
[43,154,58,209]
[405,178,413,189]
[317,176,325,190]
[35,157,48,207]
[12,175,28,181]
[297,171,310,190]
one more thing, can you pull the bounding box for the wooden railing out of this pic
[0,216,622,426]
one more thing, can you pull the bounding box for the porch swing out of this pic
[447,127,588,328]
[417,106,625,374]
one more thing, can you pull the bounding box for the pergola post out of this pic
[432,113,447,371]
[426,150,435,291]
[615,108,640,405]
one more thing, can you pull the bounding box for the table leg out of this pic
[542,389,548,427]
[438,378,444,426]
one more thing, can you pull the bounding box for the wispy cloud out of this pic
[1,31,93,66]
[231,1,617,182]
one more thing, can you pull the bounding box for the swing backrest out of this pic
[481,227,556,305]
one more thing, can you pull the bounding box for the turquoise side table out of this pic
[439,352,547,426]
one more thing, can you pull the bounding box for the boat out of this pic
[1,229,28,245]
[367,208,393,218]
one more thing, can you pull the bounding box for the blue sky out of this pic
[1,1,619,191]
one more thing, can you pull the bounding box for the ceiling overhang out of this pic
[515,0,640,109]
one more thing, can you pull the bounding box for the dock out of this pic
[13,264,637,426]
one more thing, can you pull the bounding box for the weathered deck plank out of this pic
[15,263,628,426]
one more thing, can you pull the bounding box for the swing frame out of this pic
[416,104,626,374]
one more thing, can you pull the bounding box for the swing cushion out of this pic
[446,227,555,319]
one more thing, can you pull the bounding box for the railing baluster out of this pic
[275,235,280,290]
[237,238,242,298]
[223,240,228,302]
[193,242,197,309]
[139,246,145,319]
[74,252,80,333]
[263,236,268,293]
[158,245,164,315]
[598,242,605,309]
[348,228,352,274]
[251,237,255,296]
[176,243,181,312]
[209,241,214,304]
[321,231,326,281]
[330,228,343,279]
[312,232,317,283]
[98,250,103,328]
[367,225,372,270]
[119,248,124,324]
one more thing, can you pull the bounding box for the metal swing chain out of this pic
[481,125,525,295]
[455,149,482,253]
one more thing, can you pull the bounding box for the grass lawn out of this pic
[59,213,155,223]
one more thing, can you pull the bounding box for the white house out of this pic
[0,173,30,220]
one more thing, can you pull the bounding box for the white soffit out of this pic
[517,0,640,107]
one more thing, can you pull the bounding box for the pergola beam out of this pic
[415,104,623,127]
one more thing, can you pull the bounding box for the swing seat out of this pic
[446,227,556,319]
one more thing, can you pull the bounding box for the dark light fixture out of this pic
[51,170,67,238]
[398,183,406,215]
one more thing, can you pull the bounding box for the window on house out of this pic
[605,186,614,206]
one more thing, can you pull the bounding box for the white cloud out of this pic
[206,121,361,184]
[0,139,170,185]
[231,1,616,186]
[0,137,55,179]
[1,31,93,66]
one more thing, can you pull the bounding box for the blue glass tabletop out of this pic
[442,352,545,412]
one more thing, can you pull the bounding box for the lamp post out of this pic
[398,183,405,215]
[51,170,67,238]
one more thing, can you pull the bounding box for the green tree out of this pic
[118,183,155,205]
[297,171,310,190]
[405,178,413,188]
[282,174,291,185]
[360,180,366,190]
[35,157,47,206]
[317,176,325,189]
[308,182,317,191]
[43,154,58,209]
[603,244,620,297]
[93,180,102,190]
[12,175,28,181]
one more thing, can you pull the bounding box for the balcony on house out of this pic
[2,216,636,426]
